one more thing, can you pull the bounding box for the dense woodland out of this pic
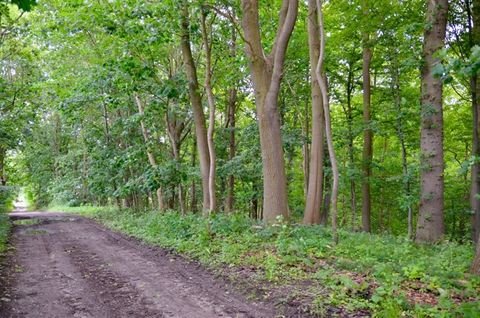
[3,0,480,315]
[1,0,480,264]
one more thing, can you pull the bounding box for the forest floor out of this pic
[0,212,279,318]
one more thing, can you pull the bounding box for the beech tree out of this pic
[470,0,480,243]
[416,0,449,243]
[180,1,213,214]
[303,0,325,225]
[361,0,373,232]
[240,0,298,222]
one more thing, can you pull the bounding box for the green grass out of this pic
[50,205,480,317]
[0,214,10,255]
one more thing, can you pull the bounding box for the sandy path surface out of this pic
[0,213,276,318]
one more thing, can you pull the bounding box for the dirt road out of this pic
[0,213,276,318]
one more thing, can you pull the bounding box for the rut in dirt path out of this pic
[0,213,277,318]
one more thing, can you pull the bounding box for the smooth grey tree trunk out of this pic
[240,0,298,222]
[416,0,448,243]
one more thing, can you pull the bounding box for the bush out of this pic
[0,214,10,254]
[0,186,18,213]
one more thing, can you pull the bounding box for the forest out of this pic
[1,0,480,316]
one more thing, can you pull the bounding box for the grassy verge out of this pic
[49,205,480,317]
[0,214,10,255]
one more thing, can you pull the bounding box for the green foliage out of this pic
[10,0,35,12]
[0,186,17,213]
[0,214,10,254]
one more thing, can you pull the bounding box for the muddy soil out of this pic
[0,213,278,318]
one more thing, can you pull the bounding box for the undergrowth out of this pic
[0,214,10,255]
[0,186,17,214]
[49,205,480,317]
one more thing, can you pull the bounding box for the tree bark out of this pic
[165,102,188,215]
[416,0,448,243]
[180,1,211,213]
[190,140,197,213]
[345,62,356,230]
[304,0,325,225]
[302,98,310,199]
[200,8,217,213]
[361,0,373,232]
[225,87,237,213]
[225,22,237,213]
[134,94,165,211]
[470,0,480,243]
[472,236,480,274]
[240,0,298,222]
[315,0,339,243]
[0,147,5,186]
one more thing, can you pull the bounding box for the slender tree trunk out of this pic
[304,0,325,225]
[190,140,197,213]
[225,22,237,213]
[471,0,480,243]
[200,8,217,213]
[361,0,373,232]
[315,0,339,243]
[470,0,480,273]
[240,0,298,222]
[225,87,237,213]
[0,147,5,186]
[165,113,186,214]
[416,0,448,243]
[346,64,356,230]
[100,98,120,207]
[53,112,61,178]
[180,1,211,213]
[320,152,331,225]
[134,94,165,211]
[391,53,413,239]
[302,98,310,198]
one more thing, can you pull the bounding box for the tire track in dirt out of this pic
[0,214,276,318]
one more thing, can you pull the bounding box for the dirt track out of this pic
[0,213,277,318]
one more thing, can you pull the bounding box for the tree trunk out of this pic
[315,0,339,243]
[302,98,310,198]
[345,62,356,230]
[190,140,197,213]
[471,0,480,243]
[304,0,325,225]
[320,165,331,225]
[225,87,237,213]
[200,8,217,214]
[224,21,237,213]
[0,147,5,186]
[165,104,187,214]
[391,51,413,239]
[240,0,298,222]
[361,0,373,232]
[416,0,448,243]
[134,94,165,211]
[180,1,211,213]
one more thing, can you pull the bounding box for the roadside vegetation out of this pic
[0,186,16,254]
[50,205,480,317]
[0,214,9,255]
